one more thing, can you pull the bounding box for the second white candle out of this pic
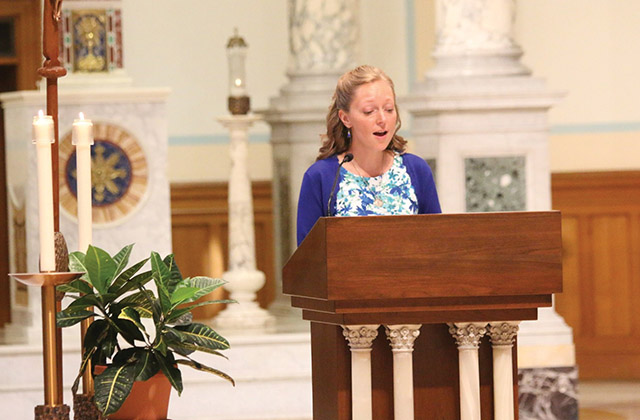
[72,112,94,252]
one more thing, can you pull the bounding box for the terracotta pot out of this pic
[94,365,172,420]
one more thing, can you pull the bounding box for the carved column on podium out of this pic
[342,325,379,420]
[385,324,421,420]
[214,115,275,330]
[260,0,360,320]
[489,322,519,420]
[449,323,487,420]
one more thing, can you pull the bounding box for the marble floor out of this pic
[579,381,640,420]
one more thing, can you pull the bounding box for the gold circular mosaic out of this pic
[59,122,148,225]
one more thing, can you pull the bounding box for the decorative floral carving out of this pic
[448,322,487,349]
[385,325,421,351]
[342,325,379,350]
[488,322,519,346]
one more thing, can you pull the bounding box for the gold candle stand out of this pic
[10,272,84,420]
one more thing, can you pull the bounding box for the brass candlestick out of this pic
[10,272,83,419]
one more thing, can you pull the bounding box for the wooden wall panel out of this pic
[170,182,274,320]
[552,171,640,379]
[559,216,581,336]
[591,215,632,336]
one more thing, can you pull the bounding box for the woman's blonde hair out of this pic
[317,65,406,161]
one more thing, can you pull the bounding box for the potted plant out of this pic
[57,244,234,418]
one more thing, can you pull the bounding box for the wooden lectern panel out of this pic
[285,212,562,302]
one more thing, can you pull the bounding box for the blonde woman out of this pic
[297,65,441,245]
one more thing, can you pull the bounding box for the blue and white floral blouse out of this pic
[336,153,419,216]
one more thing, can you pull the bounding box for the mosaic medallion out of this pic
[465,156,526,212]
[60,122,148,225]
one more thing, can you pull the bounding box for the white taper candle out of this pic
[72,112,94,252]
[33,110,56,271]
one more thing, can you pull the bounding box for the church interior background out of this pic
[0,0,639,419]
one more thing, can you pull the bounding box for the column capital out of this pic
[435,0,518,55]
[428,0,530,78]
[448,322,487,349]
[488,322,519,347]
[288,0,359,75]
[342,324,379,350]
[385,324,421,351]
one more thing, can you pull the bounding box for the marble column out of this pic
[214,115,275,330]
[385,324,421,420]
[449,323,488,420]
[343,324,379,420]
[404,3,576,415]
[488,322,519,420]
[430,0,529,78]
[259,0,359,320]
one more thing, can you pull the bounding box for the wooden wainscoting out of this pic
[552,171,640,379]
[170,181,275,320]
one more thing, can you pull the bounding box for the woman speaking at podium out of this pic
[297,65,441,246]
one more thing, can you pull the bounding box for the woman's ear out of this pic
[338,109,351,128]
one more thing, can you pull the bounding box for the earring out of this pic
[347,129,351,139]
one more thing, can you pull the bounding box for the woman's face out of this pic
[339,80,397,153]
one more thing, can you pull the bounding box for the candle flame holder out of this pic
[10,271,84,420]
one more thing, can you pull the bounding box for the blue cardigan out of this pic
[296,153,441,245]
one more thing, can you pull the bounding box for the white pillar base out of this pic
[518,306,575,368]
[214,269,276,331]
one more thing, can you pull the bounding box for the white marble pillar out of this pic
[214,115,275,330]
[404,0,575,375]
[385,324,421,420]
[488,322,519,420]
[449,323,487,420]
[342,324,379,420]
[260,0,360,320]
[430,0,529,78]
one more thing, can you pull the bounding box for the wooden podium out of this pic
[283,212,562,420]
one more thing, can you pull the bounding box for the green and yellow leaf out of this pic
[176,359,234,385]
[172,323,229,350]
[84,245,117,294]
[56,309,95,328]
[57,279,93,295]
[150,252,172,313]
[111,244,134,279]
[94,362,137,416]
[155,352,183,394]
[118,307,147,336]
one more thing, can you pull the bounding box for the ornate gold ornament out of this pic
[72,10,108,72]
[59,122,148,225]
